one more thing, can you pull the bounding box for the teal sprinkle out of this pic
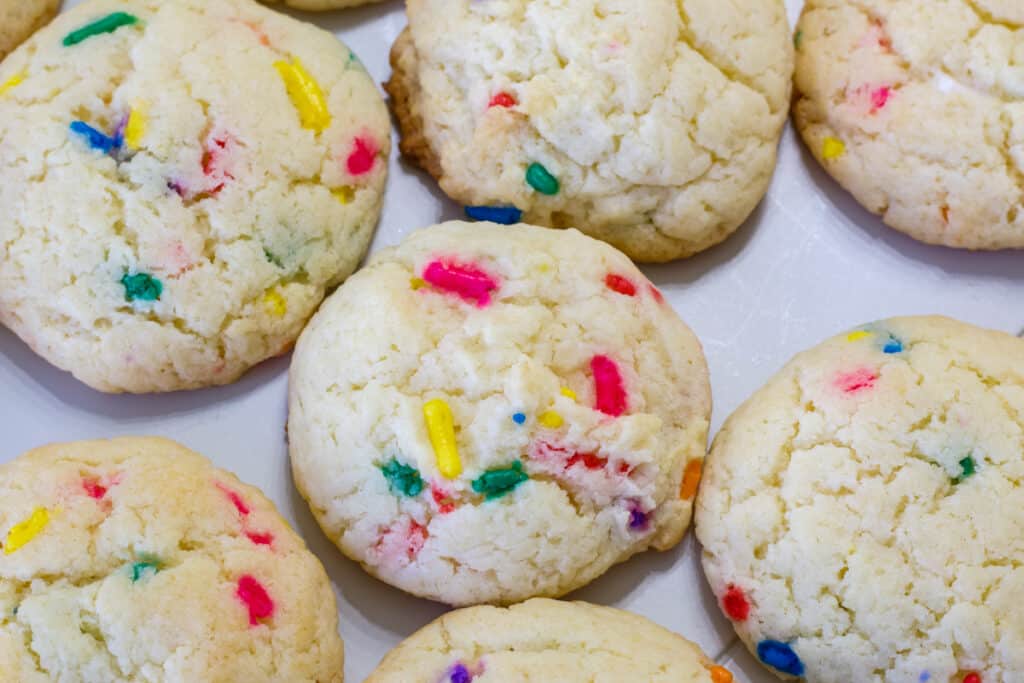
[956,456,977,483]
[472,461,529,500]
[525,162,560,195]
[380,459,424,497]
[121,272,162,302]
[130,561,159,582]
[63,12,139,47]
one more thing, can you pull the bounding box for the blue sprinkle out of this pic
[512,412,526,425]
[883,336,903,354]
[757,640,804,677]
[465,205,523,225]
[919,673,931,682]
[69,121,120,154]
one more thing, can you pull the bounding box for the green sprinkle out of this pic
[131,561,159,582]
[956,456,977,483]
[794,30,803,49]
[472,461,529,500]
[263,248,284,269]
[526,162,560,195]
[63,12,139,47]
[121,272,162,302]
[380,459,424,497]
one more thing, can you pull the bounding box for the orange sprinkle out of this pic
[680,459,703,500]
[709,665,734,683]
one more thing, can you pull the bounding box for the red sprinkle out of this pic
[835,368,879,394]
[591,355,627,416]
[431,483,456,515]
[567,452,607,470]
[871,86,891,112]
[963,675,981,683]
[648,284,665,304]
[406,520,428,558]
[422,259,499,307]
[723,585,751,621]
[246,531,274,546]
[605,274,637,296]
[236,575,274,625]
[217,483,251,516]
[346,135,378,176]
[201,134,235,195]
[488,92,517,108]
[82,478,107,500]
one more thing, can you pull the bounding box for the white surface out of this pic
[2,1,1023,681]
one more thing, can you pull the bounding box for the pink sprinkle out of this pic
[217,483,251,516]
[648,284,665,304]
[246,531,274,546]
[871,86,891,111]
[346,135,377,176]
[202,133,235,195]
[835,368,879,394]
[236,575,274,625]
[605,274,637,296]
[407,520,428,558]
[422,259,500,307]
[82,477,107,500]
[591,355,627,416]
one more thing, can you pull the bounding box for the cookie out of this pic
[695,316,1024,682]
[288,220,711,605]
[0,0,59,60]
[794,1,1024,250]
[384,0,793,263]
[366,598,735,682]
[0,0,389,393]
[261,0,385,10]
[0,436,344,682]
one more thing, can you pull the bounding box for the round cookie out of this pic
[366,598,735,682]
[0,0,390,393]
[0,0,59,61]
[384,0,793,263]
[288,220,711,605]
[261,0,385,10]
[794,1,1024,250]
[696,316,1024,682]
[0,437,344,682]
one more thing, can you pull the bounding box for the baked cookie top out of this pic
[0,437,344,682]
[0,0,60,60]
[0,0,389,393]
[289,221,711,605]
[696,316,1024,682]
[386,0,793,262]
[366,598,735,683]
[794,0,1024,250]
[262,0,386,9]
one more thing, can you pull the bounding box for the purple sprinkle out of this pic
[629,507,649,530]
[449,663,471,683]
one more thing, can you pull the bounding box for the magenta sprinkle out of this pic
[591,354,627,416]
[422,259,499,307]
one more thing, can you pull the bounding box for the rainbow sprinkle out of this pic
[846,330,872,342]
[4,508,50,554]
[709,666,734,683]
[679,459,702,500]
[422,259,499,307]
[560,387,576,400]
[591,355,627,416]
[70,121,121,154]
[275,58,331,133]
[347,136,378,175]
[757,640,804,677]
[424,399,462,479]
[131,560,160,582]
[380,459,425,497]
[835,367,878,394]
[512,412,526,425]
[722,585,751,621]
[822,137,846,160]
[82,477,108,500]
[449,663,473,683]
[472,462,528,500]
[963,673,981,683]
[526,162,560,195]
[883,336,903,354]
[464,205,522,224]
[538,410,564,429]
[333,186,356,204]
[628,506,649,531]
[63,12,139,46]
[236,575,274,625]
[488,92,516,108]
[605,273,637,296]
[0,72,25,97]
[263,290,287,318]
[121,272,162,302]
[124,104,148,149]
[956,456,977,483]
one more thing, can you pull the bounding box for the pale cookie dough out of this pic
[366,598,735,682]
[289,221,711,605]
[794,0,1024,250]
[0,0,389,393]
[385,0,793,263]
[261,0,385,10]
[0,437,344,682]
[696,316,1024,682]
[0,0,59,60]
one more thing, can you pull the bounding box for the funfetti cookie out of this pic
[288,221,711,606]
[0,437,344,682]
[0,0,59,61]
[385,0,793,263]
[366,598,736,682]
[696,316,1024,682]
[262,0,385,9]
[794,1,1024,250]
[0,0,389,393]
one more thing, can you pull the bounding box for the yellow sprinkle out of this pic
[124,102,148,149]
[274,58,331,133]
[4,508,50,555]
[539,410,564,429]
[846,330,872,342]
[0,72,25,97]
[410,277,426,290]
[822,136,846,161]
[560,387,577,401]
[424,399,461,479]
[263,289,287,317]
[332,186,355,204]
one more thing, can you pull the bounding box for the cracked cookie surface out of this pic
[261,0,386,9]
[0,0,389,393]
[0,0,59,60]
[365,598,731,682]
[288,221,711,605]
[0,437,344,682]
[696,316,1024,682]
[794,0,1024,250]
[384,0,793,263]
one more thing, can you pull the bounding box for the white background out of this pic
[4,1,1023,680]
